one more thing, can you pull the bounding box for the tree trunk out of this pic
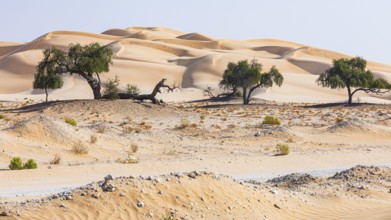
[242,87,249,105]
[44,86,49,102]
[347,85,353,104]
[86,76,101,99]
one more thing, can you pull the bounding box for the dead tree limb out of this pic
[118,78,177,104]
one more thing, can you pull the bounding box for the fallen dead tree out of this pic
[117,78,177,104]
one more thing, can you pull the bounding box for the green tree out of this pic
[317,57,391,104]
[33,49,64,102]
[220,59,283,104]
[36,43,113,99]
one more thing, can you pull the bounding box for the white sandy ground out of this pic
[0,100,391,219]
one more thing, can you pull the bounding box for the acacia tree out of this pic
[33,49,64,102]
[220,59,284,104]
[36,43,113,99]
[317,57,391,104]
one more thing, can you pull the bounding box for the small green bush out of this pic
[24,159,38,169]
[103,75,120,99]
[65,117,77,126]
[262,116,281,126]
[126,84,140,95]
[9,157,23,170]
[0,114,5,120]
[276,144,290,156]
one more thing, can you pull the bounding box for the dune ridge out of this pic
[0,27,391,103]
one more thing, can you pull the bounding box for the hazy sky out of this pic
[2,0,391,64]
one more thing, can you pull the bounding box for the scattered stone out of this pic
[270,189,279,195]
[65,195,73,200]
[274,204,281,209]
[104,174,113,181]
[92,193,100,199]
[188,172,196,179]
[60,203,67,208]
[137,201,145,208]
[268,173,318,189]
[80,192,87,197]
[0,211,10,216]
[16,210,21,216]
[119,192,125,197]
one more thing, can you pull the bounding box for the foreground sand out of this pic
[0,99,391,219]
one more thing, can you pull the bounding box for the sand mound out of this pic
[177,32,216,41]
[4,115,80,144]
[267,173,319,189]
[329,165,391,182]
[1,26,391,103]
[327,119,383,135]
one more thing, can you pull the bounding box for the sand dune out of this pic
[0,26,391,102]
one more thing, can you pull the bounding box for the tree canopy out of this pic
[36,43,113,99]
[220,59,283,104]
[33,49,65,102]
[317,57,391,104]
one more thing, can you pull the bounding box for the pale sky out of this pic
[2,0,391,64]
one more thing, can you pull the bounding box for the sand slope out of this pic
[1,27,391,103]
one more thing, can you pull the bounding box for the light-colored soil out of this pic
[0,99,391,219]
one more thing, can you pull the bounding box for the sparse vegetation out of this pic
[50,154,61,165]
[90,135,98,144]
[262,116,281,126]
[131,144,139,153]
[177,118,190,129]
[103,75,120,99]
[276,144,290,156]
[9,157,38,170]
[65,117,77,126]
[23,159,38,169]
[9,157,23,170]
[72,142,88,155]
[0,114,5,120]
[96,125,106,133]
[116,154,139,164]
[126,84,140,95]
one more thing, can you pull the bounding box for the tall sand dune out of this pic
[0,27,390,103]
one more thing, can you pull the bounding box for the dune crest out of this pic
[0,27,390,103]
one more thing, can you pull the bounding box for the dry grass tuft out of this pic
[72,142,88,155]
[50,154,61,165]
[90,135,98,144]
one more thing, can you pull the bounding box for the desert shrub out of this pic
[24,159,38,169]
[126,84,140,95]
[65,117,77,126]
[72,142,88,155]
[262,116,281,126]
[9,157,23,170]
[336,118,343,123]
[116,154,139,164]
[96,125,106,133]
[123,126,134,134]
[276,144,290,156]
[50,154,61,165]
[90,135,98,144]
[0,114,5,120]
[227,124,236,129]
[103,75,120,99]
[177,118,190,129]
[200,115,205,120]
[131,144,139,153]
